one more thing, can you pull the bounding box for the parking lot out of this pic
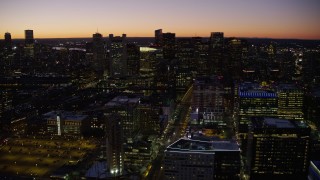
[0,137,97,177]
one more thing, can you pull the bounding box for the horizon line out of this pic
[2,36,320,41]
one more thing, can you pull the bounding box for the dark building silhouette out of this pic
[4,32,12,49]
[154,29,163,46]
[209,32,224,75]
[25,30,34,45]
[24,29,34,57]
[92,32,105,75]
[162,32,176,60]
[226,38,248,80]
[126,43,140,76]
[106,113,124,177]
[192,37,210,75]
[108,34,127,76]
[164,138,240,180]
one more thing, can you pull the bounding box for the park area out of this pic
[0,137,97,178]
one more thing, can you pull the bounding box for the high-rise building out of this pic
[209,32,224,74]
[164,138,240,180]
[175,38,195,92]
[25,30,34,45]
[192,37,210,76]
[155,29,163,46]
[4,32,12,49]
[247,117,310,180]
[24,29,34,57]
[162,32,176,60]
[227,38,248,79]
[238,82,278,133]
[105,96,140,139]
[277,83,304,120]
[106,113,124,177]
[92,32,105,75]
[137,99,161,135]
[108,34,127,76]
[126,43,140,76]
[191,76,226,126]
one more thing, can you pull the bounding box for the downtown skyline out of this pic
[1,0,320,40]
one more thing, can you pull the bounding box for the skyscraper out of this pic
[238,82,278,133]
[162,32,176,60]
[247,117,310,180]
[24,29,34,57]
[108,34,127,76]
[277,83,304,120]
[25,30,34,45]
[209,32,224,74]
[191,76,226,126]
[106,113,124,177]
[4,32,12,49]
[126,43,140,76]
[105,96,140,139]
[92,32,105,75]
[154,29,163,46]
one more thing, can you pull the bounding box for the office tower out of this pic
[302,52,320,87]
[162,32,176,60]
[105,96,140,139]
[192,37,210,76]
[126,43,140,76]
[277,83,304,120]
[248,117,310,180]
[137,99,161,135]
[139,46,159,77]
[4,32,12,49]
[227,38,248,80]
[238,82,278,133]
[106,113,124,177]
[24,29,34,57]
[175,38,195,92]
[164,138,240,180]
[92,32,105,75]
[154,29,163,46]
[191,76,225,126]
[25,30,34,45]
[209,32,224,75]
[108,34,127,76]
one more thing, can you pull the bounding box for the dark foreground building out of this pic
[247,117,310,180]
[164,138,240,180]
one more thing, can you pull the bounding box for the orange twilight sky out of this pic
[1,0,320,40]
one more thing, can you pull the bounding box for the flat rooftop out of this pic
[252,117,309,129]
[239,82,277,98]
[105,96,140,107]
[166,138,240,152]
[43,111,88,121]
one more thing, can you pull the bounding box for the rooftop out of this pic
[166,138,240,153]
[43,111,88,121]
[105,96,140,107]
[277,83,302,92]
[252,117,309,129]
[239,82,277,98]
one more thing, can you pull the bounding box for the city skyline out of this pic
[1,0,320,40]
